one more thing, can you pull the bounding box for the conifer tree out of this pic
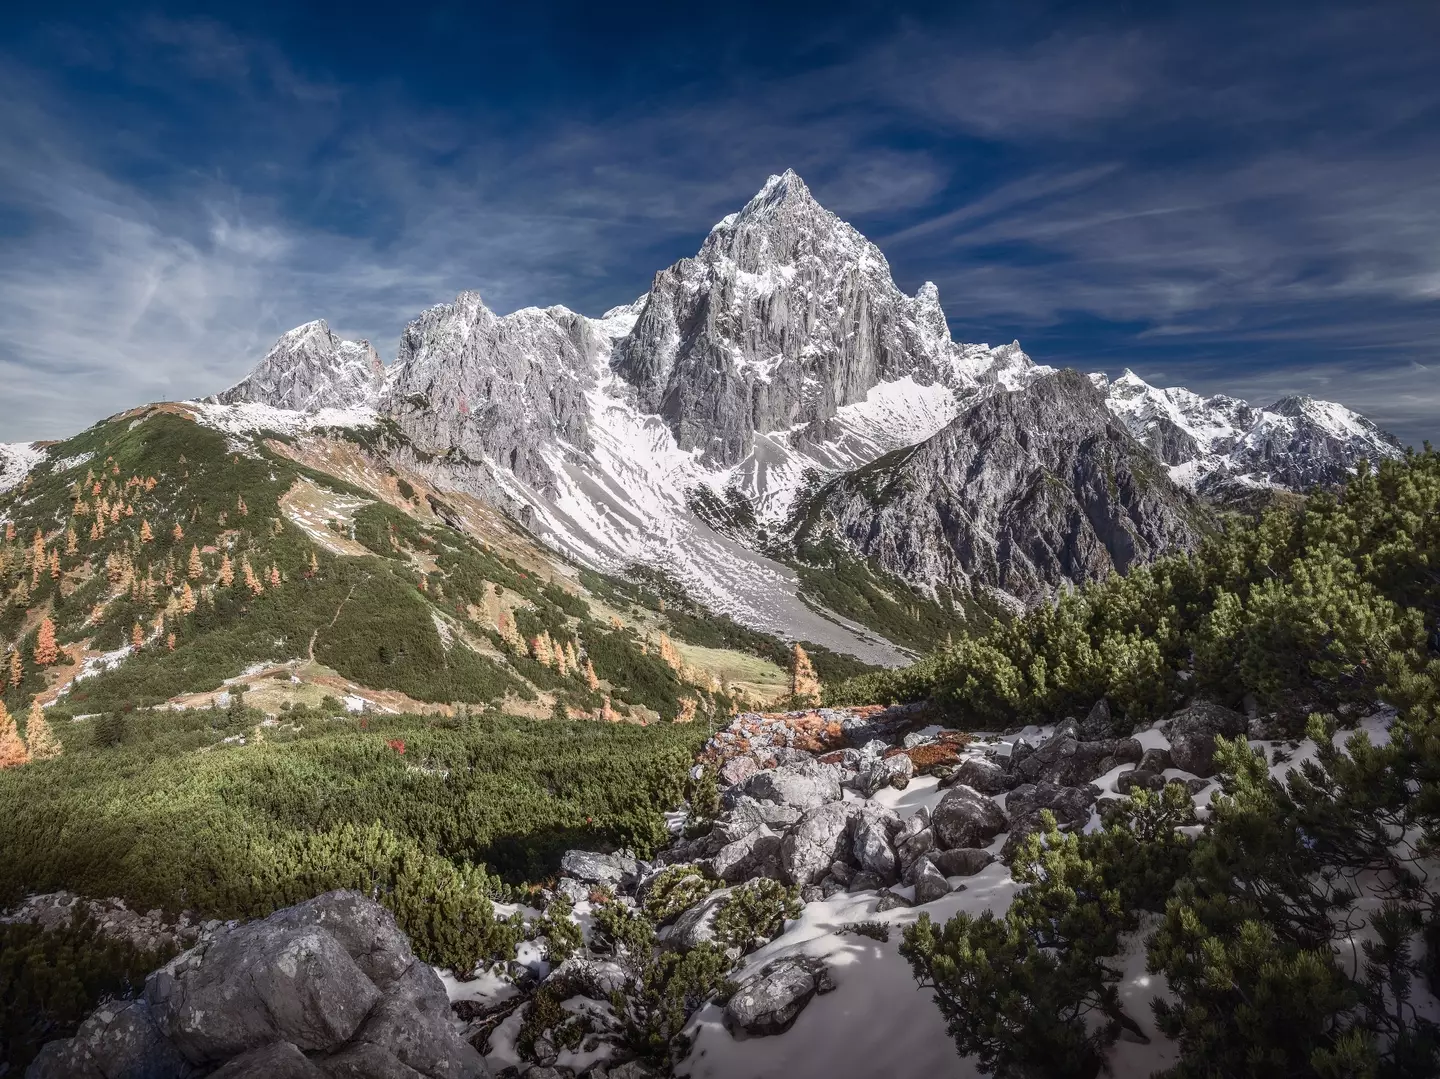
[8,649,21,687]
[306,551,319,578]
[180,581,196,614]
[789,644,821,704]
[131,622,144,651]
[139,520,153,543]
[24,702,60,761]
[172,523,184,542]
[65,528,78,555]
[166,631,177,651]
[268,565,281,588]
[48,549,60,579]
[0,701,29,768]
[583,658,600,690]
[242,557,263,596]
[88,520,101,542]
[218,553,234,587]
[33,617,58,666]
[4,522,14,542]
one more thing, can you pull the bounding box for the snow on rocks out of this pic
[723,956,835,1038]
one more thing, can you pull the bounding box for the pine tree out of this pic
[172,523,184,542]
[242,558,263,596]
[4,522,14,542]
[268,565,281,588]
[0,701,29,768]
[179,581,197,614]
[8,649,21,688]
[65,528,78,555]
[790,644,821,704]
[166,631,177,651]
[139,519,153,543]
[33,617,58,666]
[531,634,554,667]
[583,658,600,690]
[24,702,60,761]
[88,520,101,542]
[306,551,319,578]
[658,633,682,671]
[218,553,234,587]
[48,549,60,579]
[131,622,144,651]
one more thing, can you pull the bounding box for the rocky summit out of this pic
[190,170,1403,645]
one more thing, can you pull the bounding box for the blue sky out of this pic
[0,0,1437,446]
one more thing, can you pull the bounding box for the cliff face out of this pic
[216,320,383,413]
[804,370,1202,602]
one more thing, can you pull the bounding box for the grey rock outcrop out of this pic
[732,759,841,813]
[943,755,1011,794]
[802,369,1204,603]
[931,848,995,877]
[1010,732,1143,787]
[27,891,490,1079]
[217,321,384,412]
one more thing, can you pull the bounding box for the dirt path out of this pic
[309,581,358,663]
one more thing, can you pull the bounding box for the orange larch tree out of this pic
[0,701,29,768]
[24,702,61,761]
[33,617,59,666]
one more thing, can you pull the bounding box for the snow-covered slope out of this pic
[1095,369,1402,494]
[0,441,45,495]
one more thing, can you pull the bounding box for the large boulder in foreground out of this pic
[780,802,853,886]
[733,759,842,812]
[27,891,491,1079]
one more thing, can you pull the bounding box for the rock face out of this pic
[383,294,608,493]
[803,369,1204,602]
[612,169,991,469]
[217,321,384,412]
[733,759,842,813]
[27,890,490,1079]
[780,802,854,886]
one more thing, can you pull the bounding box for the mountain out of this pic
[185,170,1403,659]
[216,319,385,413]
[798,369,1201,604]
[1096,369,1401,496]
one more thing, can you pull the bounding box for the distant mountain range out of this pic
[2,170,1404,659]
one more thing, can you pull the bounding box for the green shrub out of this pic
[712,879,802,954]
[0,916,178,1073]
[642,866,719,926]
[609,942,735,1067]
[533,896,584,965]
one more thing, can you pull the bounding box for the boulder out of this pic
[848,811,899,884]
[1079,698,1114,740]
[723,957,834,1037]
[941,755,1011,794]
[1139,747,1173,773]
[895,828,936,883]
[911,859,952,904]
[544,957,630,1001]
[559,851,635,889]
[780,802,854,886]
[709,825,782,884]
[718,756,760,787]
[931,786,1008,851]
[1114,769,1165,795]
[25,999,191,1079]
[664,888,734,952]
[930,848,995,877]
[874,891,912,912]
[856,754,913,797]
[32,891,492,1079]
[1001,783,1099,862]
[847,870,886,893]
[1166,701,1248,776]
[721,797,803,839]
[146,925,380,1064]
[733,759,841,812]
[1011,734,1143,787]
[210,1042,325,1078]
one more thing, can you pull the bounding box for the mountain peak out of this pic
[215,319,384,413]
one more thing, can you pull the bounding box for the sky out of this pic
[0,0,1436,447]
